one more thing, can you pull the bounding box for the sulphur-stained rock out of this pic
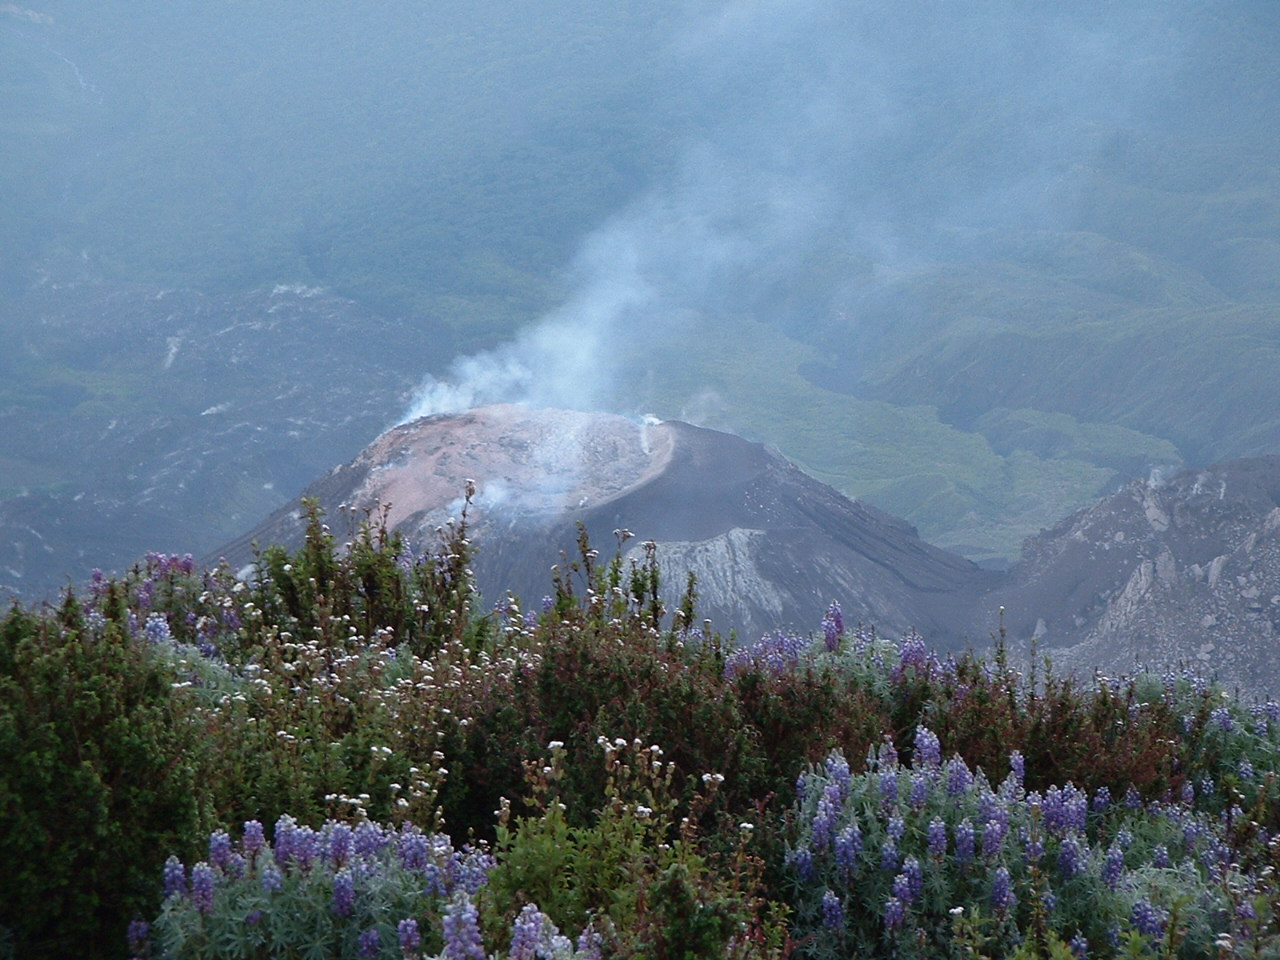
[215,404,998,643]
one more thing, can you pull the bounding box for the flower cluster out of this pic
[785,732,1247,959]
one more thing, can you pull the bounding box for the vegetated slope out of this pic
[6,501,1280,959]
[0,280,455,599]
[214,405,996,644]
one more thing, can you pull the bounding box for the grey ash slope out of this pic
[215,405,997,644]
[987,457,1280,696]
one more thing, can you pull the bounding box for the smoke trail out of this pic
[400,0,1182,424]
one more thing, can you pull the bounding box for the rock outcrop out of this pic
[985,457,1280,695]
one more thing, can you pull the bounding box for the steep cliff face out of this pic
[215,405,997,643]
[987,457,1280,694]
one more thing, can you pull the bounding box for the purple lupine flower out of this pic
[901,856,923,901]
[835,824,862,878]
[954,819,975,866]
[1199,777,1215,799]
[982,818,1007,859]
[877,737,900,769]
[1210,706,1234,731]
[1151,844,1169,868]
[242,820,266,859]
[399,918,422,956]
[245,909,263,926]
[261,861,283,892]
[878,770,899,807]
[897,634,930,675]
[1124,786,1143,810]
[811,784,841,850]
[1044,783,1085,839]
[143,612,171,644]
[510,903,544,960]
[790,846,816,882]
[191,862,216,915]
[1069,932,1088,958]
[1239,759,1255,781]
[880,839,900,872]
[914,726,942,769]
[892,872,913,904]
[274,814,299,866]
[821,889,844,929]
[1057,834,1085,879]
[1115,828,1133,850]
[357,928,381,958]
[332,868,356,917]
[990,866,1016,915]
[126,920,149,955]
[398,827,430,872]
[1180,781,1195,806]
[977,789,1005,828]
[354,820,386,859]
[1091,786,1111,813]
[328,823,354,868]
[1183,819,1204,849]
[945,755,974,797]
[576,925,604,960]
[887,815,905,843]
[292,826,319,872]
[457,846,495,894]
[1009,750,1025,785]
[1101,845,1124,891]
[1023,830,1044,864]
[795,773,809,803]
[442,892,486,960]
[424,862,447,898]
[1131,900,1167,939]
[822,601,844,651]
[909,770,930,808]
[209,830,233,872]
[163,856,187,900]
[927,818,948,858]
[885,896,906,931]
[825,751,852,799]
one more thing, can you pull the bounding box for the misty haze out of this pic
[3,0,1280,633]
[12,4,1280,958]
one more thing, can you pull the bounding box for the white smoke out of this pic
[400,0,1183,425]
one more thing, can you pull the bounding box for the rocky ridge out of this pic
[991,457,1280,694]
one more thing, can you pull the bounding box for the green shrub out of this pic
[0,594,210,959]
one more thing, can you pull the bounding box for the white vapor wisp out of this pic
[401,0,1185,425]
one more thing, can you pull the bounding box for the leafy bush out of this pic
[3,505,1280,958]
[0,593,210,959]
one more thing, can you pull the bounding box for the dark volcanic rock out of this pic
[215,405,997,643]
[983,457,1280,696]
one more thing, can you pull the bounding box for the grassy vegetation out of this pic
[2,504,1278,958]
